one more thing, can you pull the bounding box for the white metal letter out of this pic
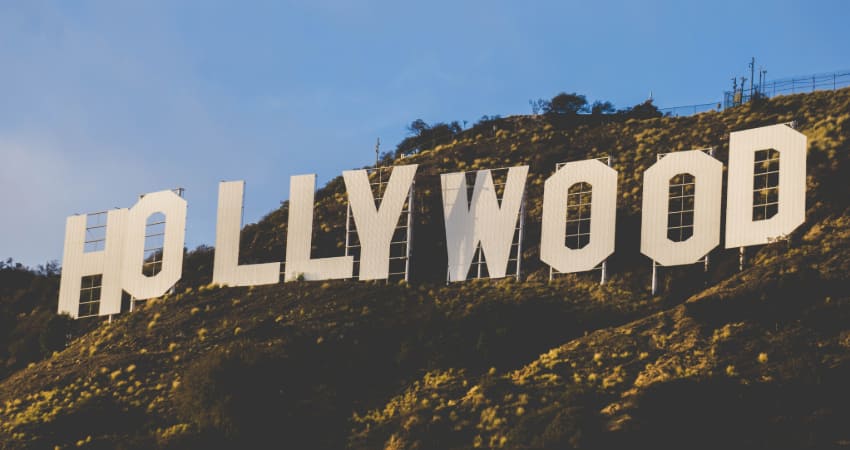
[441,166,528,281]
[57,209,128,318]
[213,181,281,286]
[541,159,617,273]
[284,174,354,281]
[641,150,723,266]
[121,190,187,299]
[725,124,806,248]
[343,164,417,280]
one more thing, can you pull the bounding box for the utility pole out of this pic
[375,137,380,168]
[749,57,755,99]
[730,78,738,107]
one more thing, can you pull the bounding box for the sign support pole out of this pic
[600,155,613,285]
[516,191,525,281]
[404,182,414,283]
[739,246,745,271]
[651,260,658,295]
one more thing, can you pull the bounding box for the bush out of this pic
[40,313,72,356]
[174,342,340,448]
[174,344,263,437]
[545,92,588,115]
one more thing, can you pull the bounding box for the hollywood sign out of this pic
[58,124,806,319]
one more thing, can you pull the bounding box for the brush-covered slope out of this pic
[1,89,849,449]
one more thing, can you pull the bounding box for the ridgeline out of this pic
[1,89,849,449]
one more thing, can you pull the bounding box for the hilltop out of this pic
[0,88,849,449]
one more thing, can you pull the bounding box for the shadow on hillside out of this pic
[610,366,850,450]
[33,396,149,449]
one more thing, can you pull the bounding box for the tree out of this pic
[545,92,588,115]
[406,119,429,136]
[529,98,549,115]
[35,260,60,276]
[395,119,462,158]
[0,257,24,270]
[591,100,616,115]
[624,99,663,119]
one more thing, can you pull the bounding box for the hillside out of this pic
[0,88,849,449]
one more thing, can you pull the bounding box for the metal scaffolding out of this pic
[83,211,108,254]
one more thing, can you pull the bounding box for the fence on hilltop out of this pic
[658,69,850,118]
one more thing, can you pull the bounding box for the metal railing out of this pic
[659,102,722,117]
[657,70,849,117]
[724,70,850,108]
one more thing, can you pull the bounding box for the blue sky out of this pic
[1,0,847,267]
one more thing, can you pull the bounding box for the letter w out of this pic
[441,166,527,281]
